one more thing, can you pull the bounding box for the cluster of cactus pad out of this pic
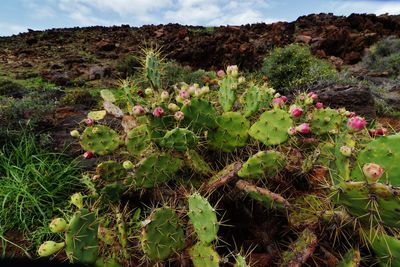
[36,58,400,266]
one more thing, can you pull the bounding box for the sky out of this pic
[0,0,400,36]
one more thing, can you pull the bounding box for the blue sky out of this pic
[1,0,400,36]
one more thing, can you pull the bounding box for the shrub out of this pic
[262,43,336,92]
[362,36,400,78]
[163,60,216,87]
[60,88,96,107]
[116,54,141,78]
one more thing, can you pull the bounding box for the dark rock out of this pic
[312,83,376,118]
[48,71,70,86]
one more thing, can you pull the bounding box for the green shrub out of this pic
[116,54,141,78]
[362,36,400,78]
[163,60,216,87]
[60,88,96,107]
[262,43,336,91]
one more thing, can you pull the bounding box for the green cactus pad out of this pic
[188,193,219,244]
[147,109,175,142]
[131,153,182,188]
[236,180,290,210]
[369,233,400,267]
[333,134,355,183]
[189,243,220,267]
[100,182,126,202]
[65,208,99,265]
[248,109,292,146]
[140,207,185,261]
[100,89,116,103]
[126,125,151,157]
[208,112,250,152]
[311,108,343,135]
[144,49,162,90]
[95,257,123,267]
[351,135,400,186]
[181,98,217,132]
[160,128,198,151]
[96,161,126,182]
[80,125,120,155]
[241,83,262,117]
[336,249,361,267]
[218,75,237,112]
[333,181,400,228]
[280,228,318,267]
[234,254,248,267]
[185,150,213,176]
[238,150,286,179]
[207,162,242,190]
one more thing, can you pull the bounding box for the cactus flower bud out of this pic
[70,130,80,138]
[132,105,145,116]
[287,127,297,135]
[85,118,94,126]
[304,97,314,105]
[290,105,303,118]
[347,116,366,132]
[49,218,68,233]
[315,102,323,109]
[188,85,196,95]
[168,103,180,112]
[272,97,285,108]
[217,70,225,78]
[183,99,191,107]
[201,86,210,95]
[83,151,94,159]
[152,107,164,118]
[160,91,169,101]
[144,88,153,96]
[238,76,246,84]
[296,123,311,134]
[70,192,83,209]
[179,90,190,99]
[38,241,65,257]
[339,146,352,157]
[280,96,288,102]
[307,92,318,100]
[227,65,238,77]
[123,160,134,170]
[174,111,185,121]
[363,163,384,183]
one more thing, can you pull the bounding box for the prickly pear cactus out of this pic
[310,108,343,135]
[140,207,185,261]
[181,98,217,132]
[125,125,151,157]
[189,242,220,267]
[369,232,400,267]
[336,249,361,267]
[218,75,237,112]
[185,149,213,176]
[234,254,248,267]
[160,128,198,151]
[238,150,286,179]
[280,228,317,267]
[65,208,99,265]
[248,109,292,146]
[188,193,219,244]
[80,125,120,155]
[96,161,126,182]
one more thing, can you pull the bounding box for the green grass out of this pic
[0,131,82,244]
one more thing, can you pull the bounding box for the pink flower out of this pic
[290,106,303,118]
[272,97,285,108]
[83,151,94,159]
[307,92,318,100]
[363,163,384,183]
[85,118,94,126]
[132,105,145,116]
[179,90,190,99]
[217,70,225,78]
[152,107,164,118]
[347,116,366,132]
[315,102,323,109]
[296,123,311,134]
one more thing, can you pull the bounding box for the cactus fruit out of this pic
[95,161,126,182]
[49,218,68,233]
[219,74,237,112]
[280,228,317,267]
[188,193,219,244]
[83,151,94,159]
[208,112,250,152]
[362,163,384,183]
[185,150,213,176]
[248,109,293,146]
[296,123,311,134]
[131,153,182,188]
[351,135,400,185]
[152,107,164,118]
[65,208,99,264]
[333,181,400,228]
[181,98,217,132]
[160,128,198,151]
[336,249,361,267]
[140,207,185,261]
[80,125,120,156]
[122,160,134,170]
[70,130,80,138]
[189,243,220,267]
[238,150,286,179]
[71,193,83,209]
[38,241,65,257]
[125,125,151,157]
[132,105,145,116]
[311,108,342,135]
[347,116,366,132]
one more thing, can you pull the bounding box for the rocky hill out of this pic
[0,13,400,86]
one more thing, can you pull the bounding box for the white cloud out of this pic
[0,22,27,36]
[332,1,400,15]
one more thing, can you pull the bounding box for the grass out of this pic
[0,130,82,248]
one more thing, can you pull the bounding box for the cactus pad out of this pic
[188,193,219,244]
[80,125,120,155]
[65,208,99,264]
[96,161,126,182]
[160,128,198,151]
[337,249,361,267]
[208,112,250,152]
[240,83,262,117]
[234,254,248,267]
[181,98,217,132]
[311,108,343,135]
[238,150,286,179]
[369,232,400,267]
[131,153,182,188]
[140,207,185,261]
[280,228,317,267]
[189,243,220,267]
[218,76,237,112]
[351,135,400,186]
[126,125,151,157]
[185,150,213,176]
[249,109,292,146]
